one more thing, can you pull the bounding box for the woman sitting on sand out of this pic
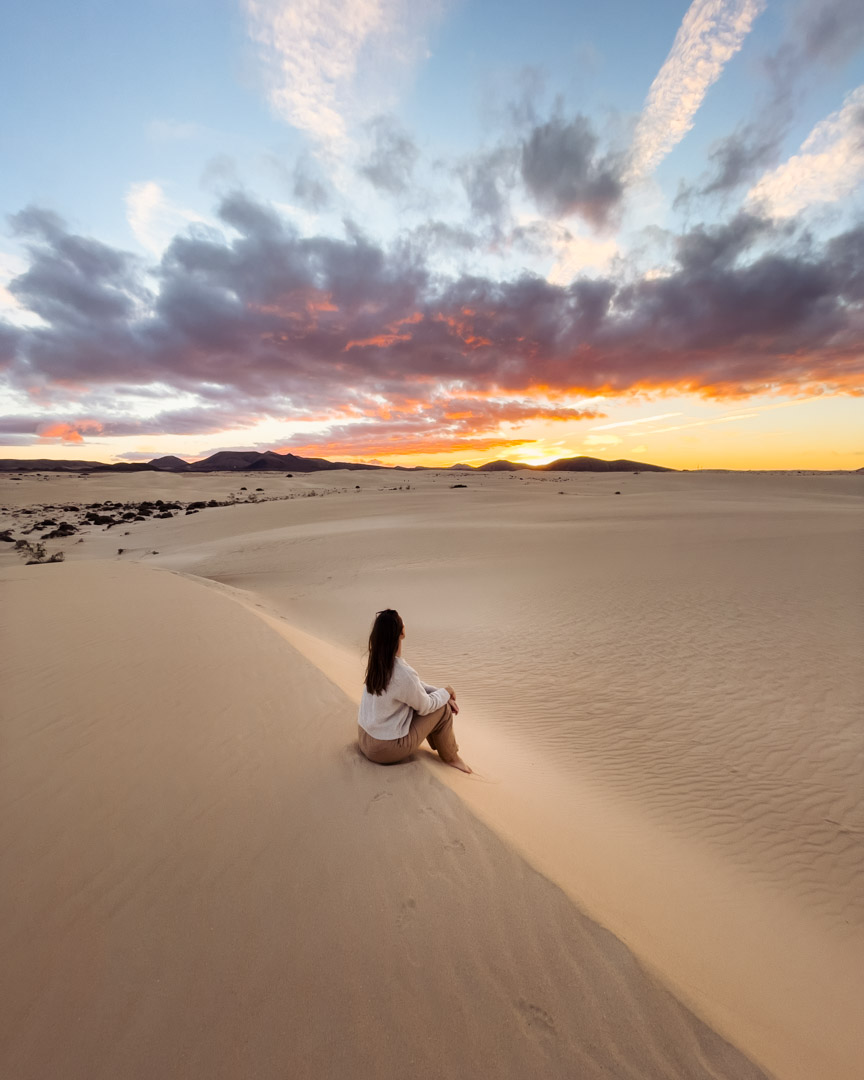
[357,609,471,774]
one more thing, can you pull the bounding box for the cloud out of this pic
[36,419,104,443]
[268,396,606,459]
[244,0,443,154]
[2,192,863,458]
[0,319,20,369]
[628,0,765,182]
[632,409,765,437]
[674,211,773,271]
[747,85,864,217]
[359,115,420,194]
[584,433,622,446]
[125,181,207,256]
[454,97,626,234]
[685,0,864,200]
[767,0,864,91]
[291,155,331,210]
[8,206,145,326]
[0,400,283,446]
[118,450,169,461]
[694,124,784,199]
[520,114,626,226]
[0,251,42,329]
[278,429,537,460]
[590,412,684,432]
[409,220,480,253]
[455,146,520,227]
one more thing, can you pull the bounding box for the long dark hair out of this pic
[365,609,403,695]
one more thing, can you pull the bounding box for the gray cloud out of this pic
[768,0,864,87]
[520,115,625,227]
[0,321,19,372]
[9,206,146,327]
[696,125,784,200]
[262,152,331,211]
[454,146,519,227]
[291,155,330,210]
[359,115,420,195]
[674,213,774,272]
[1,193,862,449]
[409,220,480,253]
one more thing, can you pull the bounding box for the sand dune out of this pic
[0,559,769,1080]
[2,469,862,1079]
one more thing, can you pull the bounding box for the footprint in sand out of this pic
[515,998,557,1037]
[364,791,393,813]
[445,838,466,854]
[397,898,416,928]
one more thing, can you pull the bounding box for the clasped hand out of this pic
[445,684,459,715]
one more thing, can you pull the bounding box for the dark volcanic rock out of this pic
[42,522,78,538]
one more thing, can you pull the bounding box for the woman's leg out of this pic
[357,706,470,771]
[413,703,459,763]
[357,706,456,764]
[407,703,471,771]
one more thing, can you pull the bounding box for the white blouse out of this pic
[358,656,450,740]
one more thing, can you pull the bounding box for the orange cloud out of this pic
[37,419,104,443]
[344,332,412,350]
[284,435,535,460]
[433,311,493,349]
[270,393,604,462]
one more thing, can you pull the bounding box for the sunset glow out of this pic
[1,1,862,469]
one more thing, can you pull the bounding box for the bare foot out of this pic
[446,755,472,774]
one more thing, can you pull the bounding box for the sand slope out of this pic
[0,559,768,1080]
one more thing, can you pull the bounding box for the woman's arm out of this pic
[423,680,456,702]
[422,680,459,714]
[394,666,451,716]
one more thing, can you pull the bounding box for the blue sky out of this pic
[1,0,863,467]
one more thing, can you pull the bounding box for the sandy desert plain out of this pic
[1,466,862,1080]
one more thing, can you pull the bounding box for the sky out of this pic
[1,0,863,470]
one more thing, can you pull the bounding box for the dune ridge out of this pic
[0,559,771,1080]
[199,590,864,1080]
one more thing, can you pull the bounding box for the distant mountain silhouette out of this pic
[475,459,520,471]
[150,455,191,471]
[538,456,672,472]
[0,458,104,472]
[0,451,672,473]
[471,455,672,472]
[184,450,382,472]
[3,453,860,474]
